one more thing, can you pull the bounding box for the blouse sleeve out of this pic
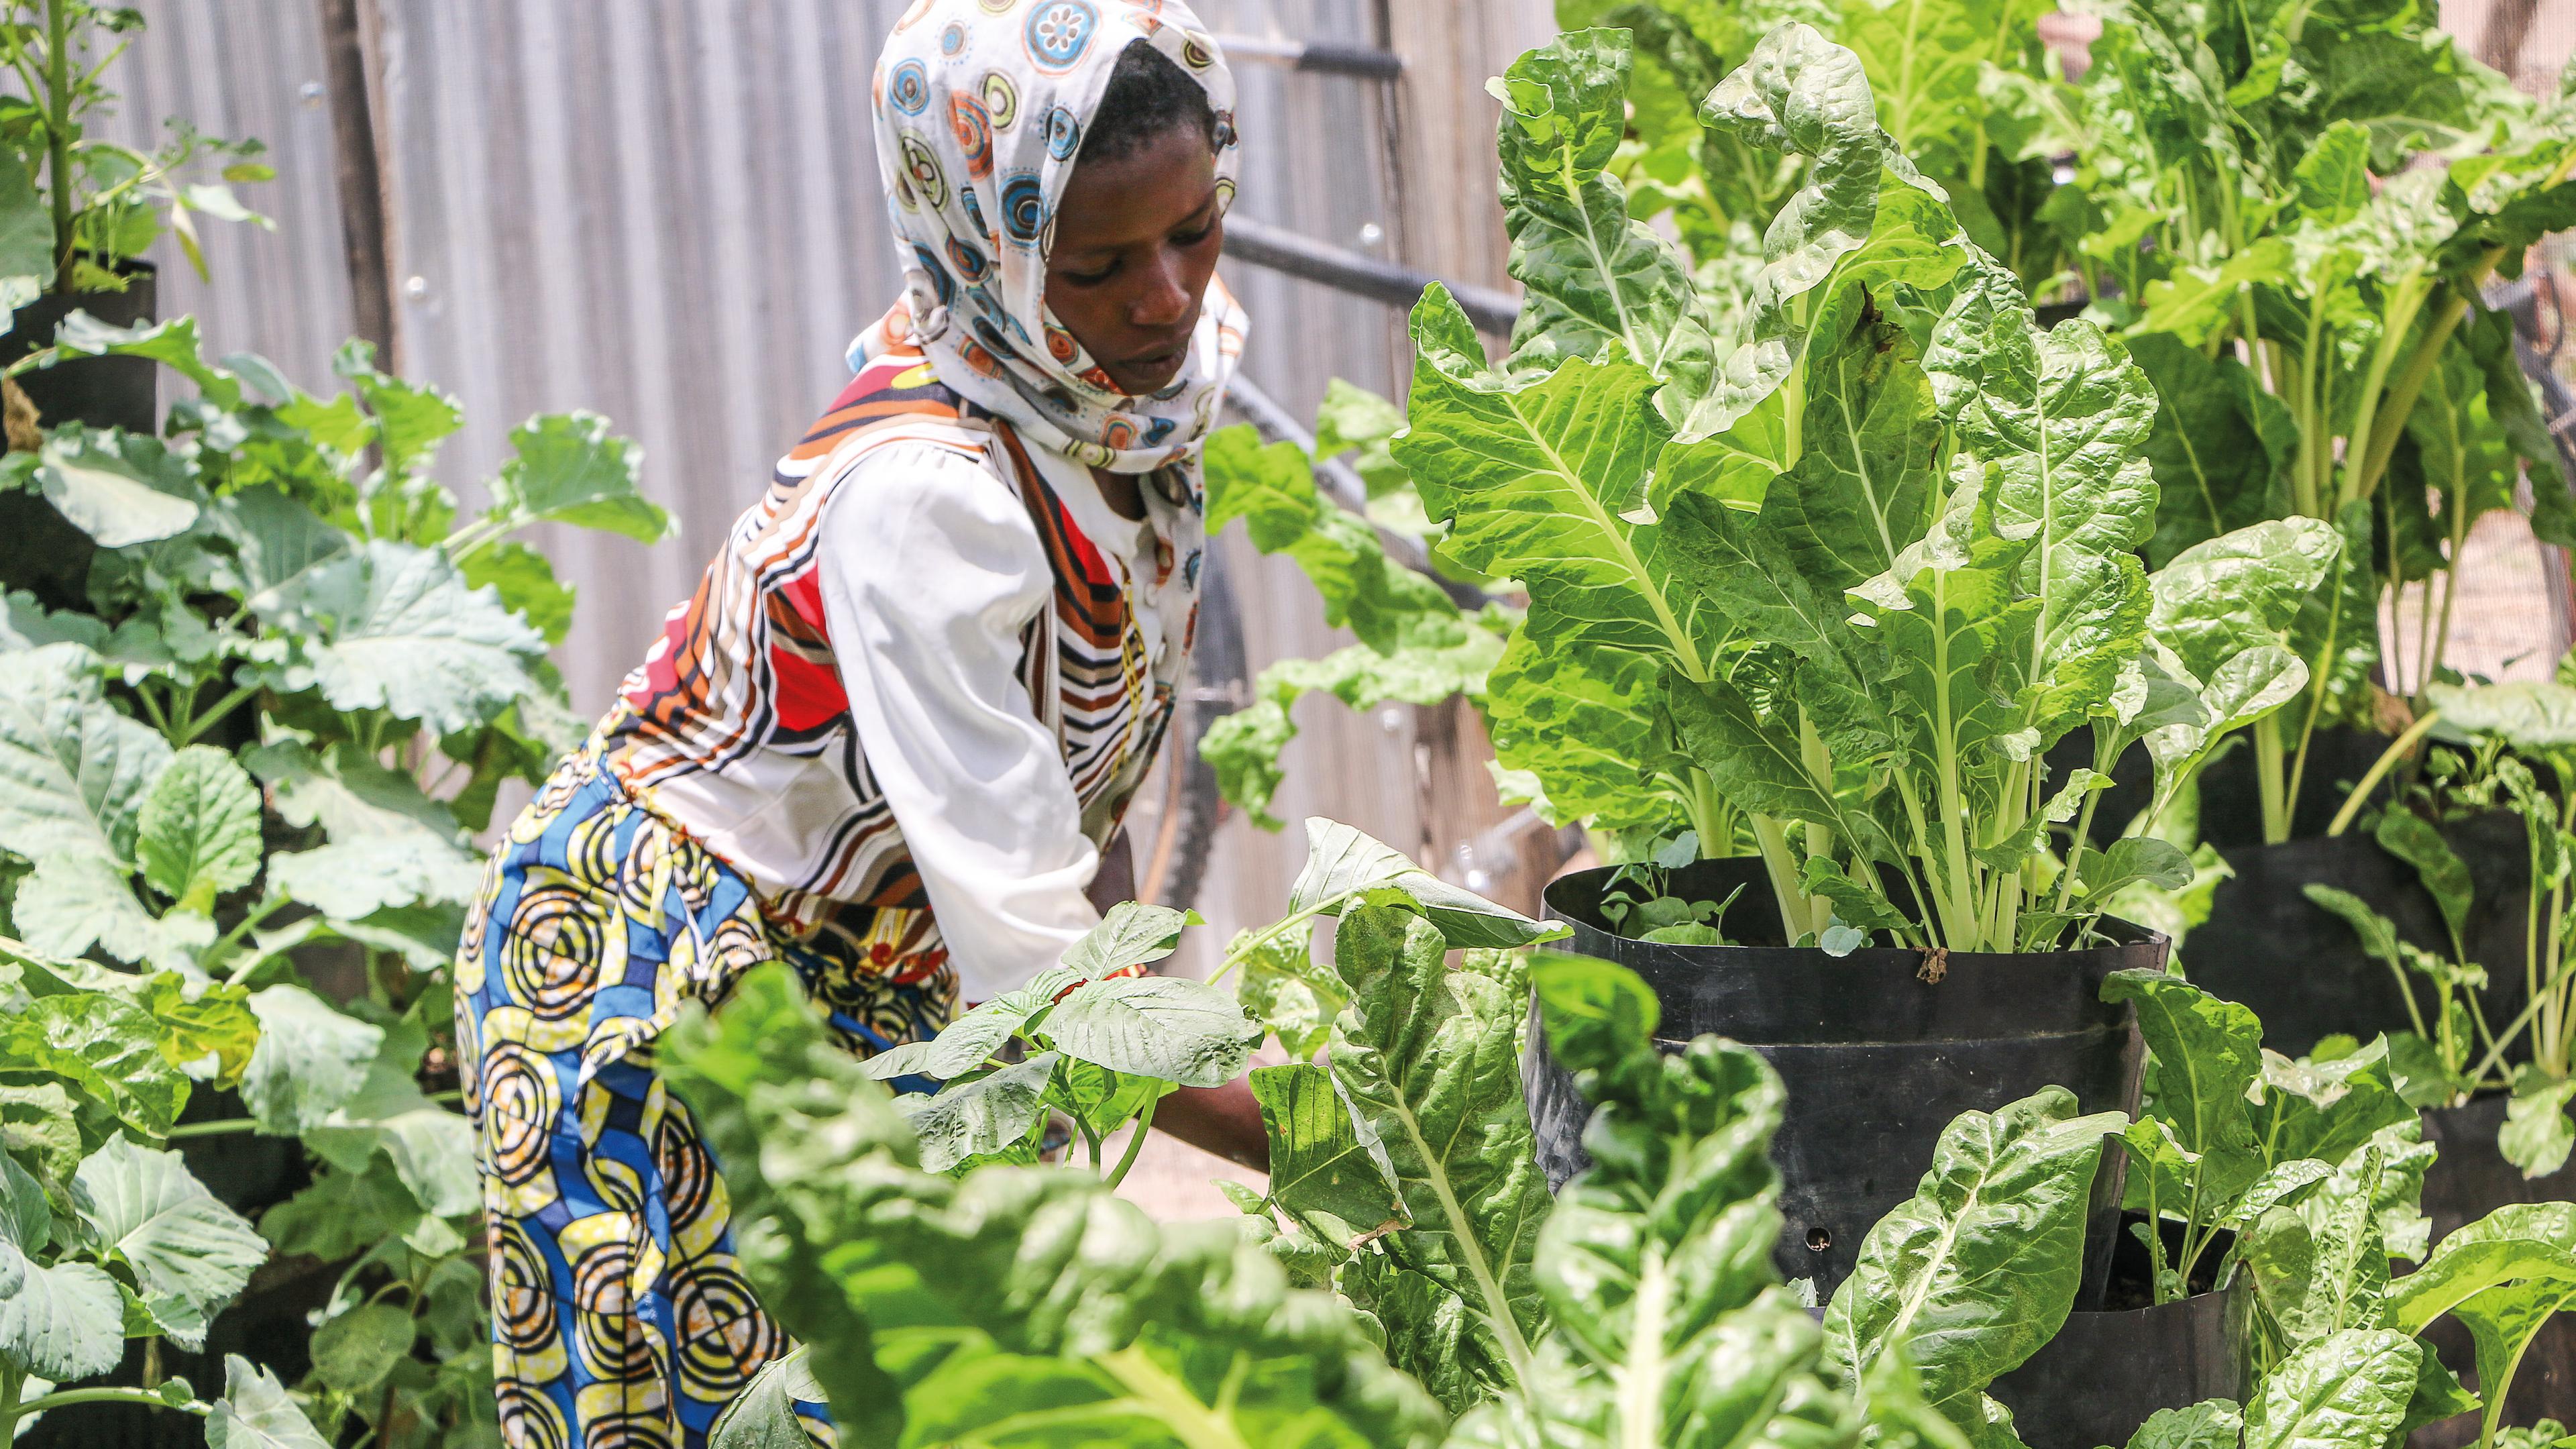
[814,440,1101,1002]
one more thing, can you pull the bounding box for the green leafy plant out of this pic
[0,313,669,1444]
[1197,397,1514,831]
[857,902,1251,1181]
[1385,24,2359,953]
[2300,672,2576,1176]
[2102,969,2428,1307]
[1809,964,2576,1449]
[0,2,271,298]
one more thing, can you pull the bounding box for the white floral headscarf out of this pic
[862,0,1249,474]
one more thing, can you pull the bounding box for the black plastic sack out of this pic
[2186,813,2532,1057]
[2410,1095,2576,1442]
[1990,1293,2243,1448]
[1527,858,2161,1303]
[0,268,156,612]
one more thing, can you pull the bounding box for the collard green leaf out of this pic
[1823,1087,2125,1436]
[205,1353,335,1449]
[2243,1330,2420,1449]
[0,985,189,1136]
[250,539,545,734]
[73,1136,268,1350]
[458,539,576,646]
[0,643,170,871]
[1039,976,1255,1089]
[1250,1061,1403,1246]
[265,837,484,919]
[2451,1276,2576,1444]
[303,1054,478,1218]
[1322,903,1550,1405]
[241,737,468,851]
[0,1242,121,1380]
[241,985,385,1134]
[309,1301,414,1395]
[1059,902,1199,980]
[25,426,207,548]
[482,411,672,544]
[893,1053,1056,1173]
[1288,816,1558,951]
[137,745,262,912]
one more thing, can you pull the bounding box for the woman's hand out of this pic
[1150,1078,1269,1173]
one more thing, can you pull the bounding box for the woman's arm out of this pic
[817,443,1104,1002]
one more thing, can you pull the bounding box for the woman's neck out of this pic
[1090,465,1146,523]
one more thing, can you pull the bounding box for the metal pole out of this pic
[1221,215,1519,335]
[1222,373,1495,612]
[315,0,399,369]
[1212,33,1405,78]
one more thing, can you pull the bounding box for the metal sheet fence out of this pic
[102,0,1541,954]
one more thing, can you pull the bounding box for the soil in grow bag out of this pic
[2407,1095,2576,1442]
[1991,1216,2244,1449]
[0,265,156,614]
[1525,857,2161,1304]
[2051,729,2533,1055]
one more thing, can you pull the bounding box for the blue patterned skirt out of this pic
[457,755,949,1448]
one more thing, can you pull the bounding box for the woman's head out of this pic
[864,1,1247,473]
[1046,41,1225,396]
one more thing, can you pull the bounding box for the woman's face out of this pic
[1043,125,1222,398]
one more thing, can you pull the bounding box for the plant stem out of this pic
[177,682,260,746]
[1103,1093,1158,1189]
[2324,712,2442,837]
[2255,714,2288,845]
[165,1115,261,1139]
[206,893,292,980]
[16,1385,211,1418]
[44,0,74,293]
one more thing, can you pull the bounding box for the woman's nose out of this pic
[1128,252,1191,328]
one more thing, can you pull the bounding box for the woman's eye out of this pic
[1063,262,1116,286]
[1172,223,1214,248]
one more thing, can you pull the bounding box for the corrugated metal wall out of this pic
[103,0,1554,961]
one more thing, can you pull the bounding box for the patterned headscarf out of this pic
[863,0,1249,474]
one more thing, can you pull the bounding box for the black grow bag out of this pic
[2049,727,2532,1055]
[2407,1095,2576,1442]
[0,266,156,614]
[1990,1215,2246,1449]
[1991,1293,2243,1448]
[2183,812,2532,1058]
[1527,858,2162,1303]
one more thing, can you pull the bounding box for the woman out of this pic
[457,5,1263,1444]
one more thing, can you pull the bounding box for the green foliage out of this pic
[1824,1087,2123,1440]
[667,961,1450,1449]
[0,3,272,299]
[1195,396,1513,830]
[0,315,663,1445]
